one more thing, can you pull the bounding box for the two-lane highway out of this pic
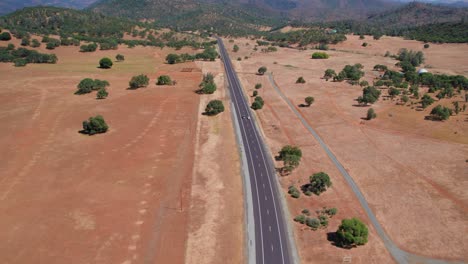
[216,37,293,264]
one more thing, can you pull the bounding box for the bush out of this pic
[324,69,336,81]
[0,32,12,41]
[296,77,306,84]
[305,96,314,107]
[367,108,377,120]
[205,100,224,115]
[82,115,108,135]
[325,207,338,217]
[96,88,109,99]
[306,218,320,230]
[336,218,369,248]
[424,43,430,49]
[258,66,267,75]
[251,96,264,110]
[46,42,56,50]
[80,43,98,52]
[255,83,262,89]
[312,52,329,59]
[306,172,332,195]
[21,38,30,46]
[116,54,125,61]
[357,86,381,105]
[421,94,435,109]
[288,186,300,198]
[233,44,239,52]
[156,75,172,85]
[362,42,368,47]
[129,74,149,89]
[75,78,110,94]
[337,64,364,81]
[166,53,181,64]
[253,90,258,97]
[430,105,452,121]
[31,39,41,48]
[99,57,113,69]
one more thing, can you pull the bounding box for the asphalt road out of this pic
[216,37,293,264]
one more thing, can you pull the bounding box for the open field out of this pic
[0,37,243,264]
[226,36,468,263]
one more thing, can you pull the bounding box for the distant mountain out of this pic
[394,0,468,7]
[0,0,98,16]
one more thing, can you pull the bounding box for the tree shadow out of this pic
[352,104,370,107]
[327,232,354,249]
[298,104,311,108]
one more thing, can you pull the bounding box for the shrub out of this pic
[255,83,262,89]
[251,96,264,110]
[253,90,258,97]
[424,43,430,49]
[359,35,365,40]
[0,32,12,41]
[129,74,149,89]
[96,88,109,99]
[324,69,336,81]
[294,215,306,224]
[75,78,109,94]
[233,44,239,52]
[325,207,338,217]
[357,86,381,105]
[116,54,125,61]
[166,53,181,64]
[80,43,98,52]
[46,42,56,50]
[156,75,172,85]
[205,100,225,115]
[319,214,329,227]
[305,96,314,107]
[288,186,301,198]
[296,77,306,84]
[359,80,369,87]
[201,82,216,94]
[362,42,368,47]
[336,218,369,248]
[258,66,267,75]
[31,39,40,48]
[302,209,310,216]
[21,38,30,46]
[306,218,320,230]
[82,115,108,135]
[388,87,401,99]
[367,108,377,120]
[99,57,113,69]
[312,52,329,59]
[401,95,409,104]
[421,94,435,109]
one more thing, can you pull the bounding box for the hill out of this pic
[0,0,98,16]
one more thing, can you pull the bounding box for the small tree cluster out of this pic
[205,100,224,116]
[82,115,108,135]
[323,69,336,81]
[278,145,302,174]
[334,64,364,82]
[75,78,110,95]
[421,94,435,109]
[251,96,264,110]
[129,74,149,89]
[96,88,109,99]
[312,52,329,59]
[156,75,173,85]
[302,172,332,196]
[80,43,98,52]
[198,73,217,94]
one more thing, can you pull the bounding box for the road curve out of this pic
[267,73,464,264]
[216,37,295,264]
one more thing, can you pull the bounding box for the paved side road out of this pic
[216,37,295,264]
[267,73,464,264]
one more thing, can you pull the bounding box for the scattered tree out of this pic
[156,75,172,85]
[258,66,267,75]
[421,94,435,109]
[336,218,369,248]
[255,83,262,89]
[14,58,27,67]
[233,44,239,52]
[0,32,12,41]
[116,54,125,61]
[21,38,30,46]
[424,43,430,49]
[253,90,258,97]
[129,74,149,89]
[324,69,336,81]
[166,53,181,64]
[388,87,401,99]
[75,78,110,94]
[96,88,109,99]
[305,172,332,195]
[31,39,40,48]
[80,43,97,52]
[362,42,368,47]
[429,105,452,121]
[288,186,300,198]
[367,108,377,120]
[278,145,302,174]
[82,115,108,135]
[305,96,314,107]
[99,57,113,69]
[357,86,381,105]
[312,52,329,59]
[205,100,224,115]
[251,96,264,110]
[296,77,306,84]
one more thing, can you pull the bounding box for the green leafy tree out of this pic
[288,186,300,198]
[430,105,452,121]
[116,54,125,61]
[305,96,314,107]
[233,44,239,52]
[14,58,27,67]
[282,154,301,174]
[99,57,113,69]
[157,75,172,85]
[82,115,108,135]
[80,43,97,52]
[205,100,224,115]
[258,66,267,75]
[336,218,369,248]
[357,86,381,105]
[129,74,149,89]
[424,43,430,49]
[201,83,216,94]
[251,96,264,110]
[367,108,377,120]
[388,87,401,99]
[75,78,109,94]
[31,39,40,48]
[324,69,336,81]
[306,172,332,195]
[97,88,109,99]
[0,32,12,41]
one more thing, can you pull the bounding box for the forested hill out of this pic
[88,0,284,36]
[0,0,98,16]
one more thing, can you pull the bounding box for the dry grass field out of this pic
[0,36,243,264]
[226,35,468,263]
